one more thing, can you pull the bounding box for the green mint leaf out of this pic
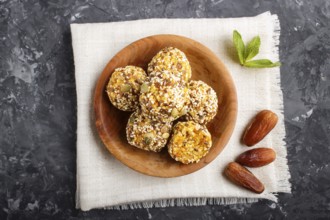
[232,30,281,68]
[233,30,245,65]
[244,59,281,68]
[244,36,261,61]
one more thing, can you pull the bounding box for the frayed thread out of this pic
[106,197,259,210]
[269,12,292,194]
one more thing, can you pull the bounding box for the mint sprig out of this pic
[233,30,280,68]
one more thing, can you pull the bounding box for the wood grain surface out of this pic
[94,34,237,177]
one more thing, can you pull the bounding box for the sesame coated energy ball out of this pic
[106,66,147,111]
[139,70,189,123]
[126,109,172,152]
[186,80,218,125]
[147,47,192,82]
[168,121,212,164]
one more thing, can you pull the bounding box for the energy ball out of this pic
[168,121,212,164]
[186,80,218,125]
[126,110,172,152]
[106,66,147,111]
[148,47,192,82]
[139,71,189,123]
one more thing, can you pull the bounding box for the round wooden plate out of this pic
[94,34,237,178]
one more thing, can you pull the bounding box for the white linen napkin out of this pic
[71,12,291,211]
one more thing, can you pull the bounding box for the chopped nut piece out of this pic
[162,133,170,139]
[179,106,188,116]
[161,125,169,133]
[140,83,149,93]
[143,136,152,145]
[120,84,131,93]
[171,108,179,118]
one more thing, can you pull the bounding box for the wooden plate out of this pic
[94,34,237,177]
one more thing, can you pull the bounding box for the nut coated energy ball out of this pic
[106,66,147,111]
[139,71,189,123]
[148,47,192,82]
[168,121,212,164]
[126,109,172,152]
[186,80,218,125]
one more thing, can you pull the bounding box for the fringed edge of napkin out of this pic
[106,197,258,210]
[269,13,292,196]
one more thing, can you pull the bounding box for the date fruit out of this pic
[236,148,276,167]
[242,110,278,146]
[224,162,264,194]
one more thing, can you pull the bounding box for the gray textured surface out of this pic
[1,0,330,219]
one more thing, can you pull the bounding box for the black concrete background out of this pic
[1,0,330,219]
